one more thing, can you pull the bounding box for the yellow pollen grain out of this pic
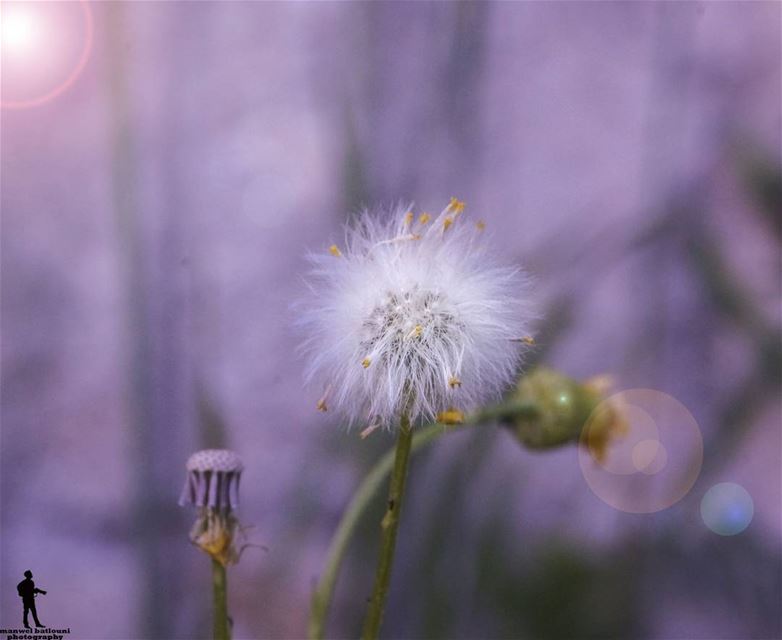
[443,217,454,231]
[419,212,431,224]
[448,376,461,388]
[448,197,466,213]
[404,211,414,225]
[414,324,423,337]
[437,408,465,424]
[361,358,371,368]
[329,244,342,257]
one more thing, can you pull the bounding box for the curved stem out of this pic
[361,414,414,640]
[212,559,229,640]
[308,401,536,639]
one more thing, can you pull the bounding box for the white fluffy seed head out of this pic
[298,199,535,428]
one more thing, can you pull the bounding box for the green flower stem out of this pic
[212,558,229,640]
[307,420,439,640]
[308,401,537,640]
[361,414,414,640]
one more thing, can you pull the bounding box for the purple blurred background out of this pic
[1,2,780,639]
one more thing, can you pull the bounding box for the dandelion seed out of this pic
[298,200,535,427]
[316,384,332,412]
[360,422,381,439]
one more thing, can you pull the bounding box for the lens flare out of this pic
[701,482,754,536]
[631,438,668,475]
[1,0,93,110]
[579,389,703,514]
[0,6,40,55]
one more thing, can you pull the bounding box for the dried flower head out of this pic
[179,449,245,566]
[299,199,534,427]
[180,449,243,510]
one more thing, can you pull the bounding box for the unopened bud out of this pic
[506,368,627,455]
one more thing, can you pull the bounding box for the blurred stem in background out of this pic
[106,4,203,637]
[308,369,621,639]
[105,5,176,639]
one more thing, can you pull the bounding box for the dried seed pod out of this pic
[179,449,243,510]
[179,449,245,566]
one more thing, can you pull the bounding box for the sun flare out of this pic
[0,5,42,56]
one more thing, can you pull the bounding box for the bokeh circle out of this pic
[579,389,703,514]
[700,482,754,536]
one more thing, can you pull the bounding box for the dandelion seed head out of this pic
[298,200,535,427]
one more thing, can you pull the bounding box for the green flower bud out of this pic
[506,367,627,456]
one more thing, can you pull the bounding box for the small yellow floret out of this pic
[361,358,371,368]
[448,197,466,213]
[448,376,462,388]
[522,336,535,345]
[437,408,465,424]
[405,325,423,339]
[329,244,342,257]
[316,399,328,412]
[419,212,431,224]
[476,220,486,231]
[404,211,414,225]
[443,217,454,231]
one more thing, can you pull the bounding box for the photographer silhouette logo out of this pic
[0,570,71,640]
[17,570,47,630]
